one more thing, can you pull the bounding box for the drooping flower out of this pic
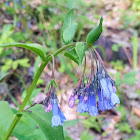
[99,78,110,99]
[97,88,105,111]
[52,103,62,127]
[107,78,120,106]
[43,87,66,127]
[76,95,85,113]
[69,50,120,118]
[69,95,76,108]
[88,94,98,116]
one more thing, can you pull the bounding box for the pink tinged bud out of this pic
[69,95,73,101]
[83,96,88,102]
[45,108,50,112]
[48,103,52,111]
[74,95,78,100]
[42,105,46,108]
[69,97,75,108]
[113,85,116,92]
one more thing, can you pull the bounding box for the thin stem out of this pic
[84,54,93,89]
[77,56,86,88]
[93,48,105,68]
[4,42,76,140]
[50,54,55,79]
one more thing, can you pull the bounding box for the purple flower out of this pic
[97,89,105,111]
[100,78,110,99]
[52,103,61,127]
[51,115,62,127]
[110,93,120,105]
[45,102,52,112]
[97,88,114,111]
[69,95,75,108]
[76,96,85,113]
[51,103,66,127]
[103,99,114,110]
[76,93,98,116]
[107,79,120,106]
[58,107,66,123]
[88,94,98,116]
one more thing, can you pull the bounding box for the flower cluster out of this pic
[43,87,66,127]
[43,52,120,127]
[69,64,120,116]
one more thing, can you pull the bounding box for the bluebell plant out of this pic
[43,49,120,127]
[0,8,120,140]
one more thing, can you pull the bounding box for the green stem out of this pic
[4,43,75,140]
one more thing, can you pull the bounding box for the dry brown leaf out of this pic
[133,107,140,117]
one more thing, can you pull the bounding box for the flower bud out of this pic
[68,96,75,108]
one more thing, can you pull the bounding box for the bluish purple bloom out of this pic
[58,107,66,123]
[76,96,85,113]
[88,94,98,116]
[69,95,75,108]
[51,103,66,127]
[97,89,105,111]
[110,93,120,105]
[107,78,120,105]
[97,88,114,111]
[100,78,110,99]
[103,99,114,110]
[76,93,98,116]
[43,87,66,127]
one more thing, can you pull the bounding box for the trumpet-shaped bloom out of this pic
[100,78,110,99]
[88,94,98,116]
[51,103,66,127]
[110,93,120,105]
[107,79,120,106]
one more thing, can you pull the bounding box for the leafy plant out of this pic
[0,8,103,140]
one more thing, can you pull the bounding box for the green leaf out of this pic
[11,108,46,140]
[1,65,11,73]
[62,9,78,44]
[64,48,79,64]
[0,101,14,140]
[62,9,75,32]
[0,43,46,61]
[19,104,64,140]
[63,24,78,44]
[80,130,94,140]
[117,123,132,133]
[18,58,30,68]
[86,17,103,47]
[75,42,87,64]
[12,61,18,70]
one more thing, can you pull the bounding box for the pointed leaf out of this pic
[75,42,87,64]
[0,43,46,61]
[86,17,103,47]
[62,9,78,44]
[19,104,64,140]
[62,9,75,32]
[64,48,79,64]
[63,23,78,44]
